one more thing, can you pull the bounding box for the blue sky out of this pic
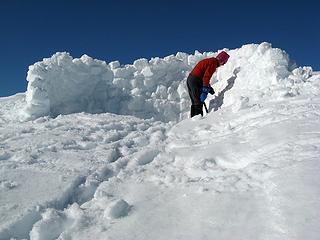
[1,0,319,96]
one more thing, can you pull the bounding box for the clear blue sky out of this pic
[1,0,319,97]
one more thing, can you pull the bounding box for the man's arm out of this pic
[202,62,216,86]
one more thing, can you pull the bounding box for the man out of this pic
[187,51,230,117]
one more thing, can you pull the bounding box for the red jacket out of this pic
[190,57,218,86]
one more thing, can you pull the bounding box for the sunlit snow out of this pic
[1,42,319,240]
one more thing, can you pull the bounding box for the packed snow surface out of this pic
[1,42,320,240]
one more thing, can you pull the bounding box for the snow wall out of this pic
[23,42,314,122]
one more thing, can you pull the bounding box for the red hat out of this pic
[216,51,230,64]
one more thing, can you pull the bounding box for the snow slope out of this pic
[1,43,320,240]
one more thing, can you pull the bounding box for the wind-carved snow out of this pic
[1,42,320,240]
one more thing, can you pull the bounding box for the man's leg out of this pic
[187,75,203,117]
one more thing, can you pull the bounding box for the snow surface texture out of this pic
[1,42,320,240]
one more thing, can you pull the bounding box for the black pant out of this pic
[187,75,203,117]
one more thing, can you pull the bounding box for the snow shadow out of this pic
[209,68,240,112]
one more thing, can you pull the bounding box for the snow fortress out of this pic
[23,42,314,122]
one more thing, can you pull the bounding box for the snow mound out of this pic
[210,42,315,111]
[22,42,315,121]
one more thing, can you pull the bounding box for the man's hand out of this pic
[200,86,214,102]
[200,91,208,103]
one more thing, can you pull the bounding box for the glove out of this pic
[200,87,210,103]
[200,92,208,103]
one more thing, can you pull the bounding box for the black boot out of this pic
[191,104,203,118]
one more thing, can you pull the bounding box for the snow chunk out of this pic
[104,199,131,219]
[292,66,313,79]
[133,58,149,70]
[29,209,66,240]
[133,148,159,166]
[141,66,153,77]
[109,60,120,69]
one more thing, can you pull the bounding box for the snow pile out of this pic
[210,42,315,111]
[23,42,315,122]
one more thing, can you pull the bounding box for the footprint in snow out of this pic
[0,180,19,189]
[62,140,97,150]
[20,127,35,134]
[0,151,11,161]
